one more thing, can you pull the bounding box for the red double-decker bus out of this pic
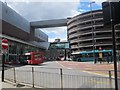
[24,52,44,65]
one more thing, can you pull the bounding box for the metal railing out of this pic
[4,65,116,88]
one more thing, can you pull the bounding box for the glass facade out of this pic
[1,39,45,64]
[0,38,1,64]
[50,42,69,49]
[46,42,70,61]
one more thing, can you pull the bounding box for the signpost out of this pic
[2,39,8,82]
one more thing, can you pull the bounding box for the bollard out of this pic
[109,70,112,88]
[2,54,5,82]
[13,67,16,83]
[60,68,63,89]
[109,71,112,79]
[32,67,34,88]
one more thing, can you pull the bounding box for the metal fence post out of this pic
[60,68,63,89]
[32,67,34,88]
[13,67,16,83]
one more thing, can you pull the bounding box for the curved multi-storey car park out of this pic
[67,10,120,61]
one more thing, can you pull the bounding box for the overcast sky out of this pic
[1,0,106,42]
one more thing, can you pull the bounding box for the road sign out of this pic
[2,39,8,49]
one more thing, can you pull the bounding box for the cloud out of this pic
[48,37,67,42]
[6,2,80,21]
[41,27,67,42]
[1,0,104,42]
[3,1,80,42]
[3,0,80,2]
[77,0,106,13]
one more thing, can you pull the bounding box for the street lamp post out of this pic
[90,1,96,64]
[109,2,118,90]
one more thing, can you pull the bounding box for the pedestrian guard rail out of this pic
[4,65,120,88]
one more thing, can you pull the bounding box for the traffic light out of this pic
[102,2,120,26]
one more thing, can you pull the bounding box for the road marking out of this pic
[67,68,73,69]
[56,61,73,69]
[88,79,112,84]
[56,61,66,68]
[81,70,114,78]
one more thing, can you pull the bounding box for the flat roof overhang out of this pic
[30,19,67,28]
[0,34,46,50]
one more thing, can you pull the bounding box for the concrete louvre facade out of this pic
[67,10,120,54]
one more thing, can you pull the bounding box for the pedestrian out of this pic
[110,56,113,63]
[107,56,109,64]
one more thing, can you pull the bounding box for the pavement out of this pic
[0,71,31,89]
